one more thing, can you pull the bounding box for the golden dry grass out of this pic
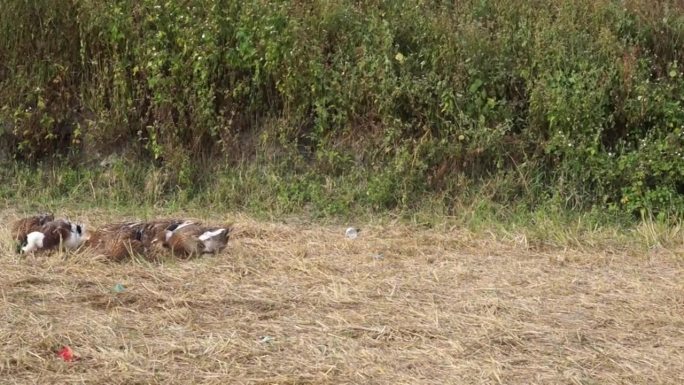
[1,210,683,384]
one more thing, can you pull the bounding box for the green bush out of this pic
[1,0,683,218]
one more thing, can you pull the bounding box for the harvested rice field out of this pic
[1,210,683,384]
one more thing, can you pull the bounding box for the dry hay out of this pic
[0,210,683,384]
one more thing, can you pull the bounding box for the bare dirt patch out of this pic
[1,212,683,384]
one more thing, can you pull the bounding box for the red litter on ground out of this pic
[57,346,75,362]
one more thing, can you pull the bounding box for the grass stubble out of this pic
[0,208,682,384]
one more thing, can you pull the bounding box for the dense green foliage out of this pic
[1,0,683,219]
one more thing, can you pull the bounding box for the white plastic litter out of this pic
[259,336,274,344]
[345,227,359,239]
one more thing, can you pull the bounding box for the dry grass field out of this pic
[1,210,683,384]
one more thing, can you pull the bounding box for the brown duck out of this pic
[86,219,185,261]
[85,221,145,262]
[21,219,84,253]
[162,221,232,257]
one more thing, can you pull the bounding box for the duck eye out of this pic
[76,225,82,234]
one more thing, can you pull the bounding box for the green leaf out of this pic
[469,79,483,94]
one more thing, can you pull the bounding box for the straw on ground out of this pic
[1,211,683,384]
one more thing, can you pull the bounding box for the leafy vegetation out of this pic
[1,0,683,221]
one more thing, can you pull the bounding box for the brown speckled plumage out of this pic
[11,213,54,244]
[85,221,144,261]
[86,219,185,261]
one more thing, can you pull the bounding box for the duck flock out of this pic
[10,213,232,261]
